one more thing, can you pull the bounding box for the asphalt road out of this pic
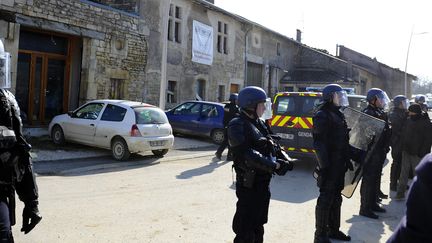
[12,148,405,243]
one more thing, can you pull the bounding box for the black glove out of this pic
[21,201,42,234]
[275,159,294,176]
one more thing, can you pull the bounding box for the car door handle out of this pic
[90,124,95,126]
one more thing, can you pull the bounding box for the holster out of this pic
[234,163,256,189]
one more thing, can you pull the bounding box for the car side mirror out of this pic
[67,111,75,117]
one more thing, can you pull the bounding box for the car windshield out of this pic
[134,107,168,124]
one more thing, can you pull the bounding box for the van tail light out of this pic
[130,124,141,137]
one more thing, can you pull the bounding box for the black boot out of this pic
[329,230,351,241]
[314,235,331,243]
[359,209,379,219]
[372,204,386,213]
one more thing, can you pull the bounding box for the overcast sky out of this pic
[215,0,432,81]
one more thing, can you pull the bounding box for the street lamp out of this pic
[404,29,428,97]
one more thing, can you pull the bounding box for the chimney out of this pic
[296,29,302,43]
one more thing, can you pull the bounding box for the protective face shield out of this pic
[401,99,410,110]
[375,91,390,110]
[260,98,273,120]
[0,40,11,89]
[332,91,349,107]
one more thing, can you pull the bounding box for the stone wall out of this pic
[88,0,139,14]
[0,0,152,106]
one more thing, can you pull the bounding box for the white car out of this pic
[48,100,174,161]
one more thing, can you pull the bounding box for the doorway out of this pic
[16,30,70,125]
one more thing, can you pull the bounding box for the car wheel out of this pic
[51,125,65,145]
[211,129,225,145]
[111,137,130,161]
[152,149,169,157]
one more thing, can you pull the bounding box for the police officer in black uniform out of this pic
[359,88,391,219]
[0,39,42,243]
[228,86,293,243]
[388,95,409,192]
[313,84,353,243]
[215,93,239,160]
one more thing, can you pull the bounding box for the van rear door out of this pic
[271,94,321,156]
[270,95,298,150]
[296,96,321,152]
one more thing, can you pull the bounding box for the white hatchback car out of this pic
[48,100,174,161]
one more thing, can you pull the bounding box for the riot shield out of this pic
[341,107,386,198]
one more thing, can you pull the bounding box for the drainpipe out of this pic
[244,26,252,86]
[159,0,171,109]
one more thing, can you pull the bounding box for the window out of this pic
[167,80,177,103]
[202,104,218,117]
[277,42,281,56]
[275,97,295,115]
[218,85,225,102]
[101,104,127,122]
[74,103,104,120]
[168,4,182,43]
[196,79,206,100]
[134,107,168,124]
[110,79,124,99]
[301,97,321,116]
[217,21,228,54]
[173,102,201,115]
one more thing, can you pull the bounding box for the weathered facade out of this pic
[0,0,414,127]
[0,0,150,126]
[337,45,415,98]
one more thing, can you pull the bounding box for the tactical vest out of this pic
[0,89,18,187]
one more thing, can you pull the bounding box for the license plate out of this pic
[276,133,294,140]
[150,140,165,146]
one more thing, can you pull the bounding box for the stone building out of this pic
[337,45,415,98]
[0,0,149,126]
[0,0,415,127]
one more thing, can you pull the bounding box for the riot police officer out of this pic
[313,84,352,243]
[0,39,42,242]
[388,95,409,191]
[359,88,391,219]
[215,93,239,160]
[414,94,429,113]
[228,86,292,243]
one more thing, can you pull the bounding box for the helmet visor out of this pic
[401,99,410,110]
[260,98,273,120]
[333,91,349,107]
[376,91,390,110]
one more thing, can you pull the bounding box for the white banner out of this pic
[192,20,213,65]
